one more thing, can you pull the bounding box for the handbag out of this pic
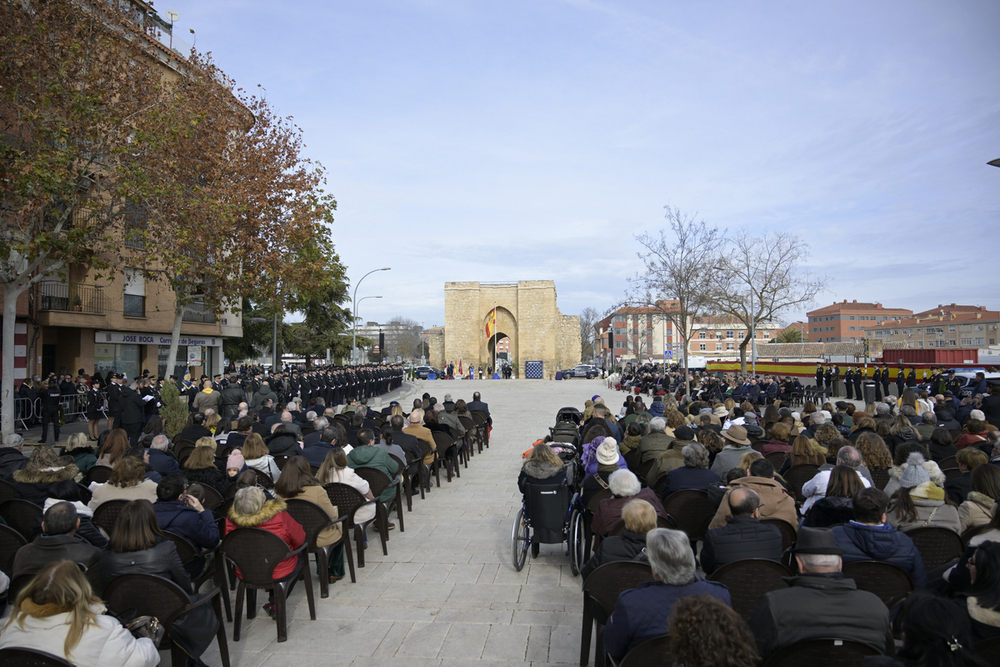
[124,614,166,648]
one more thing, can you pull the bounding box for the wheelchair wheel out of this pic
[568,507,585,576]
[512,508,529,571]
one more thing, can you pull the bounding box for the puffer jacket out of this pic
[0,447,29,480]
[68,447,98,475]
[617,434,642,457]
[959,491,995,533]
[580,528,647,582]
[12,464,82,506]
[225,498,305,580]
[266,432,301,458]
[700,516,783,574]
[802,495,855,528]
[154,499,220,550]
[832,522,926,588]
[886,483,961,534]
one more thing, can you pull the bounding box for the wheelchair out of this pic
[511,481,586,575]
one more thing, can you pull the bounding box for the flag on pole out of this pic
[485,309,496,337]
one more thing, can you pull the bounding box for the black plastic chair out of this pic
[707,558,792,620]
[354,466,404,555]
[162,530,220,593]
[324,482,378,568]
[83,465,112,485]
[580,560,655,667]
[842,560,913,610]
[417,439,440,490]
[284,497,354,597]
[783,464,820,504]
[200,484,225,511]
[432,431,460,481]
[764,451,788,469]
[216,527,316,643]
[471,411,490,448]
[104,572,230,667]
[974,636,1000,667]
[0,522,28,576]
[870,468,891,491]
[903,526,966,570]
[0,479,16,504]
[0,648,73,666]
[612,633,672,667]
[761,637,881,666]
[252,467,275,489]
[661,489,715,550]
[0,499,42,540]
[458,415,482,453]
[92,498,130,535]
[760,518,798,553]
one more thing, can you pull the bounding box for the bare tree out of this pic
[713,230,825,373]
[384,317,424,362]
[579,307,600,360]
[629,207,725,397]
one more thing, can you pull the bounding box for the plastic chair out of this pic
[973,636,1000,667]
[324,483,377,568]
[200,485,225,511]
[0,499,42,540]
[760,518,798,553]
[92,498,130,535]
[216,527,316,643]
[707,558,792,619]
[783,464,820,503]
[432,431,461,481]
[418,439,441,490]
[354,467,404,555]
[458,415,482,453]
[0,648,73,666]
[661,489,715,549]
[580,560,654,667]
[83,465,112,485]
[103,572,230,667]
[612,633,672,667]
[284,497,354,597]
[903,526,966,570]
[471,411,490,448]
[761,637,881,666]
[765,451,789,469]
[585,488,614,558]
[842,560,913,610]
[162,530,220,592]
[937,455,958,470]
[0,522,28,576]
[870,468,891,491]
[941,468,963,482]
[252,467,275,489]
[0,479,16,504]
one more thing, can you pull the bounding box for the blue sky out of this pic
[161,0,1000,327]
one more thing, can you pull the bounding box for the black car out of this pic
[415,366,444,379]
[562,364,598,379]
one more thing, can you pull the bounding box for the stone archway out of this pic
[482,307,516,371]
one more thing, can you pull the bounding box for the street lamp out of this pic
[351,267,391,366]
[354,295,382,364]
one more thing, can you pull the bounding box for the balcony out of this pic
[39,281,105,314]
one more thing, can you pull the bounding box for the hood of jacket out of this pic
[839,522,909,560]
[966,491,995,511]
[349,445,383,466]
[968,597,1000,629]
[228,498,287,527]
[522,459,564,480]
[256,385,275,399]
[13,463,80,484]
[648,402,665,416]
[890,460,945,487]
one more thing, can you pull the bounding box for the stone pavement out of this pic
[198,377,611,667]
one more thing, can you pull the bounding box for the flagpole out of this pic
[493,302,497,378]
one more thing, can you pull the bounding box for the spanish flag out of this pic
[485,309,496,338]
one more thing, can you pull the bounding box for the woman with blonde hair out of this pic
[64,431,97,475]
[854,431,893,472]
[738,450,762,472]
[241,432,280,481]
[204,412,222,436]
[87,456,157,510]
[0,559,159,666]
[182,444,230,495]
[778,434,827,475]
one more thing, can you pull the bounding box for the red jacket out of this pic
[225,499,305,580]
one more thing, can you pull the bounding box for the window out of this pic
[726,342,734,350]
[699,331,707,339]
[123,269,145,317]
[123,199,148,249]
[726,330,734,339]
[699,343,706,351]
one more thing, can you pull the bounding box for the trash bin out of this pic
[863,381,876,404]
[555,371,563,381]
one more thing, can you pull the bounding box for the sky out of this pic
[159,0,1000,328]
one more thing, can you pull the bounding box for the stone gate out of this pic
[428,281,581,378]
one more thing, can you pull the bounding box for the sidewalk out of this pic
[196,376,607,667]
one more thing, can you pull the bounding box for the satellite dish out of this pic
[165,9,179,22]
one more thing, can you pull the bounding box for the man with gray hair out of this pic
[302,417,328,448]
[636,417,672,464]
[660,442,721,497]
[0,433,28,480]
[914,411,938,441]
[591,470,668,536]
[800,445,871,515]
[146,434,180,476]
[604,528,731,661]
[873,402,893,425]
[748,526,890,659]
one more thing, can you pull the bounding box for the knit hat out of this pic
[596,438,620,466]
[899,452,931,489]
[226,449,245,471]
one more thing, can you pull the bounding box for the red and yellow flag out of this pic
[485,309,496,337]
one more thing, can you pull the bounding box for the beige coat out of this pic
[959,491,995,533]
[277,484,342,547]
[709,476,798,532]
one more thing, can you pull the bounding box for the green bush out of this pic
[159,382,188,440]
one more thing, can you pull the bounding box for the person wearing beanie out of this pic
[226,449,247,479]
[887,453,962,534]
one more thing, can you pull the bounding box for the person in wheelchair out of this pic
[518,443,567,494]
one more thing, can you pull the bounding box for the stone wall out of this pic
[441,280,580,377]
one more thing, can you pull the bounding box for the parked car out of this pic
[562,364,598,379]
[918,370,1000,398]
[415,365,444,379]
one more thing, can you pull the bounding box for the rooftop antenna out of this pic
[165,9,179,49]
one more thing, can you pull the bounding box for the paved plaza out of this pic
[196,377,609,667]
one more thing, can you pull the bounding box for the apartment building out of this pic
[806,300,912,343]
[865,304,1000,349]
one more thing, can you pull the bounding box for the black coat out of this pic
[101,538,192,592]
[13,534,103,592]
[580,528,647,582]
[0,448,29,481]
[266,432,301,458]
[700,516,783,574]
[119,386,144,425]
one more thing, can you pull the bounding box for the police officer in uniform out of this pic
[895,367,906,397]
[845,367,855,400]
[906,367,917,388]
[872,366,883,401]
[832,364,842,397]
[853,366,863,402]
[880,364,891,398]
[816,363,824,389]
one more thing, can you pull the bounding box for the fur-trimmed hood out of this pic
[966,491,996,511]
[968,596,1000,629]
[521,460,564,481]
[228,497,287,527]
[890,460,945,487]
[12,463,80,484]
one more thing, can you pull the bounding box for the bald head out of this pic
[728,488,761,517]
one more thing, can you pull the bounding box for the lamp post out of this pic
[353,295,382,364]
[351,267,390,366]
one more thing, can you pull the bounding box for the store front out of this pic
[95,331,223,380]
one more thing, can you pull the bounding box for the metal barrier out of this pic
[2,392,109,431]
